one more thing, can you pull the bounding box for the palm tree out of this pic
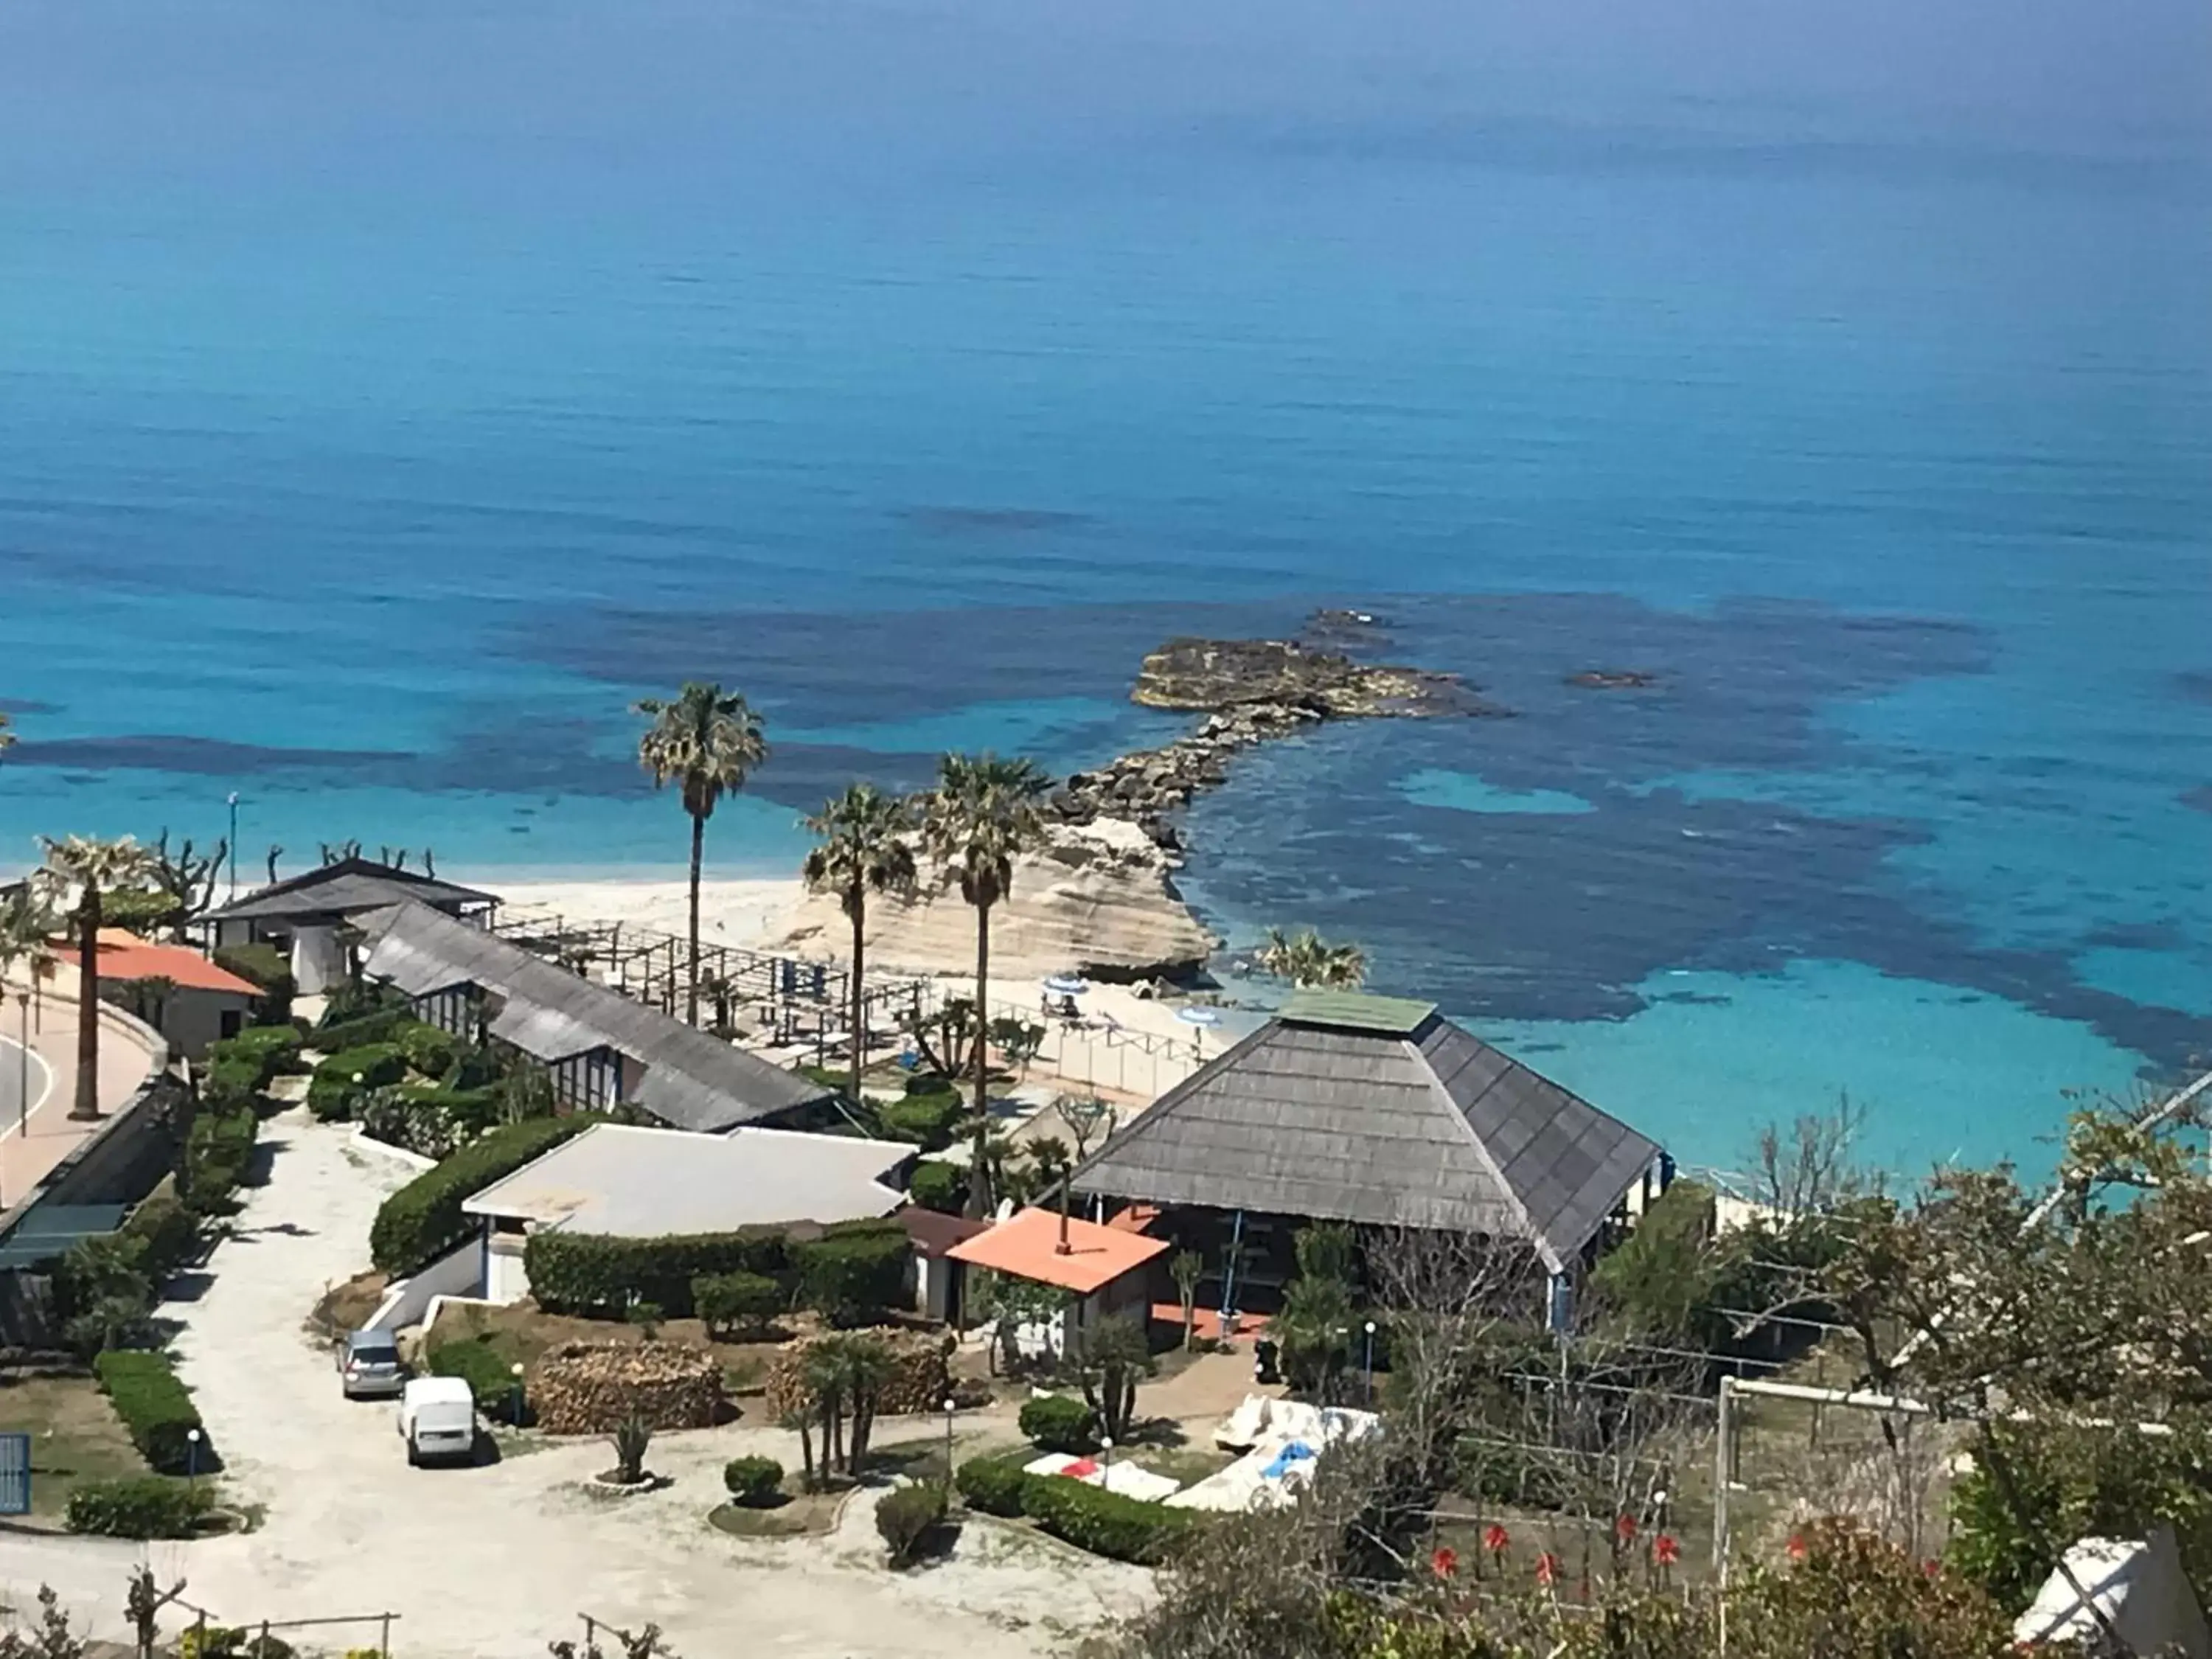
[920,752,1052,1218]
[801,783,917,1101]
[0,886,60,1018]
[1256,926,1368,990]
[633,682,768,1026]
[37,835,158,1121]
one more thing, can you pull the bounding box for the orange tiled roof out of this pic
[946,1206,1169,1296]
[90,932,259,997]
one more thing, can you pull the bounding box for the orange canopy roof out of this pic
[90,932,259,997]
[946,1206,1170,1297]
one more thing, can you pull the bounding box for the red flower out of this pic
[1482,1524,1511,1556]
[1430,1547,1458,1579]
[1535,1552,1561,1587]
[1614,1514,1638,1545]
[1654,1534,1681,1567]
[1786,1534,1809,1562]
[1922,1559,1942,1579]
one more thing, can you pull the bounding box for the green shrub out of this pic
[877,1481,948,1565]
[395,1020,458,1079]
[424,1337,512,1408]
[66,1475,213,1539]
[879,1094,964,1152]
[307,1042,408,1121]
[93,1350,206,1474]
[903,1072,958,1097]
[526,1228,792,1319]
[213,943,295,1021]
[906,1158,967,1213]
[955,1452,1032,1517]
[1020,1471,1195,1563]
[201,1023,302,1108]
[792,1221,910,1327]
[309,1005,417,1054]
[121,1195,204,1279]
[723,1455,785,1504]
[314,980,409,1033]
[181,1105,258,1215]
[220,1023,305,1069]
[694,1270,786,1338]
[1019,1393,1098,1455]
[370,1115,599,1274]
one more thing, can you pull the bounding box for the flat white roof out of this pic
[462,1122,911,1238]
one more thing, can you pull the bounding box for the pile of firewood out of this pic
[761,1326,954,1423]
[528,1341,725,1434]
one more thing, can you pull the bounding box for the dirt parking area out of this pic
[0,1113,1151,1658]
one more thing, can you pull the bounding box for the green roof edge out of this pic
[1277,990,1439,1036]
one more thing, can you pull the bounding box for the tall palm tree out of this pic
[37,835,158,1121]
[0,886,60,1055]
[1256,925,1368,990]
[633,682,768,1025]
[801,783,917,1102]
[920,752,1051,1218]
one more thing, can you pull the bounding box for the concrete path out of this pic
[0,1112,1150,1657]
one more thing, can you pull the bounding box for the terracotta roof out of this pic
[946,1206,1170,1296]
[91,933,259,997]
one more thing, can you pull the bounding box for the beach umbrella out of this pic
[1175,1006,1222,1029]
[1043,974,1090,996]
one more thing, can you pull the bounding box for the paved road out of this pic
[0,1034,52,1135]
[0,1112,1148,1657]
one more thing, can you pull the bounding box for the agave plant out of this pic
[611,1415,653,1486]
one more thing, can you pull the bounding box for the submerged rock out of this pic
[1567,668,1662,690]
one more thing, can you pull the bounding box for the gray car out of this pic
[338,1329,406,1399]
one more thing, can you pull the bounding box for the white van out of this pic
[398,1376,477,1467]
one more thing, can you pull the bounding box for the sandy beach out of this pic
[483,874,806,954]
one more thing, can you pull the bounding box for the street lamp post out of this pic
[942,1395,956,1482]
[14,990,27,1138]
[1099,1435,1113,1486]
[226,794,241,902]
[1363,1320,1377,1407]
[186,1427,202,1484]
[511,1362,526,1427]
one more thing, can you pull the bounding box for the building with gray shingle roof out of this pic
[199,856,501,993]
[356,900,833,1133]
[1070,990,1666,1326]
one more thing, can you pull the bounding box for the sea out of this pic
[2,0,2208,1182]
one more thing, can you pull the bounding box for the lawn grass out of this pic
[0,1368,161,1523]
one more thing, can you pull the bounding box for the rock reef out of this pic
[768,613,1470,982]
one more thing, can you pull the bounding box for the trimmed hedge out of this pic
[528,1229,792,1319]
[878,1093,964,1152]
[181,1105,258,1217]
[877,1480,947,1565]
[396,1020,459,1079]
[66,1475,214,1539]
[694,1270,785,1338]
[371,1115,600,1275]
[213,942,294,1021]
[955,1451,1032,1517]
[122,1195,204,1280]
[724,1454,785,1504]
[1019,1469,1195,1563]
[1020,1393,1098,1455]
[953,1453,1196,1563]
[310,1004,420,1053]
[307,1043,409,1121]
[358,1084,502,1161]
[793,1221,911,1326]
[907,1159,967,1214]
[425,1336,512,1408]
[94,1350,206,1474]
[200,1023,302,1108]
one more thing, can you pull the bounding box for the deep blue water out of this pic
[2,1,2209,1178]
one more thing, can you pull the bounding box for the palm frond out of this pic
[633,681,768,821]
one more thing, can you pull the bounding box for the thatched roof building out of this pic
[1071,990,1663,1281]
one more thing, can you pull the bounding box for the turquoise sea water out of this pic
[1,0,2208,1178]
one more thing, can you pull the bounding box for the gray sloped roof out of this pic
[202,857,497,925]
[357,900,831,1132]
[462,1123,909,1237]
[1071,995,1660,1272]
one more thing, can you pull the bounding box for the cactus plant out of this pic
[611,1414,653,1485]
